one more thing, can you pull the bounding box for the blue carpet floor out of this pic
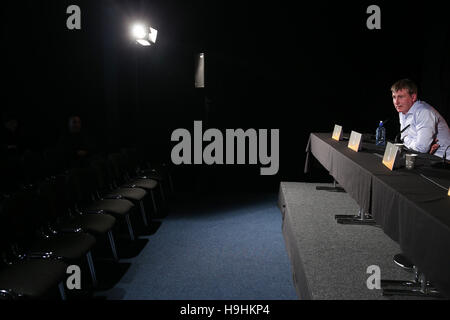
[95,192,298,300]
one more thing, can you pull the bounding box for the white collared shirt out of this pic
[400,100,450,159]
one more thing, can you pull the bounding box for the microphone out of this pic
[443,145,450,164]
[431,145,449,169]
[395,124,410,143]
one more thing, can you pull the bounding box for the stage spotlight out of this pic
[132,23,158,46]
[132,24,146,39]
[149,27,158,44]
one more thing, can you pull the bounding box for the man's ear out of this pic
[411,93,418,102]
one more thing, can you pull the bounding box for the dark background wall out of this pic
[2,0,449,191]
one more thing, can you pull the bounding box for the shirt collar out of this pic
[405,100,420,115]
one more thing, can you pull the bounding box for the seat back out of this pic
[0,195,13,266]
[121,148,141,176]
[36,178,66,223]
[54,173,77,216]
[0,190,44,250]
[0,154,26,194]
[65,167,100,207]
[20,151,47,186]
[43,147,69,177]
[90,157,112,192]
[66,168,91,207]
[107,153,129,185]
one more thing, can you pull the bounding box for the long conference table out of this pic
[305,132,450,297]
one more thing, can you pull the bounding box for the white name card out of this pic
[332,125,343,141]
[382,142,402,170]
[348,131,362,152]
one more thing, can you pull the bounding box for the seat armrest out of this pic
[139,168,159,175]
[102,194,123,200]
[20,251,64,261]
[82,209,106,215]
[59,227,84,233]
[0,289,22,299]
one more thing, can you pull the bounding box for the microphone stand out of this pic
[395,124,410,143]
[431,145,449,169]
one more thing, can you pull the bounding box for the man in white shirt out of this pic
[391,79,450,160]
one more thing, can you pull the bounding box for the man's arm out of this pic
[404,109,437,153]
[429,138,440,154]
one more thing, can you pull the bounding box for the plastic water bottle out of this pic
[376,121,386,146]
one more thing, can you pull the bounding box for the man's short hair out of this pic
[391,79,418,96]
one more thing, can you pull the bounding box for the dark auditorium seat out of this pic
[0,258,68,299]
[121,148,171,201]
[0,188,99,288]
[66,168,137,241]
[90,157,150,227]
[52,174,119,261]
[0,194,68,299]
[108,153,159,216]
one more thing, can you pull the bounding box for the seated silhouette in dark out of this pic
[0,114,26,156]
[58,115,95,168]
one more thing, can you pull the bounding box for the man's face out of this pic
[69,116,82,133]
[5,119,18,131]
[392,89,417,114]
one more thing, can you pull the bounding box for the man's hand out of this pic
[430,138,439,155]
